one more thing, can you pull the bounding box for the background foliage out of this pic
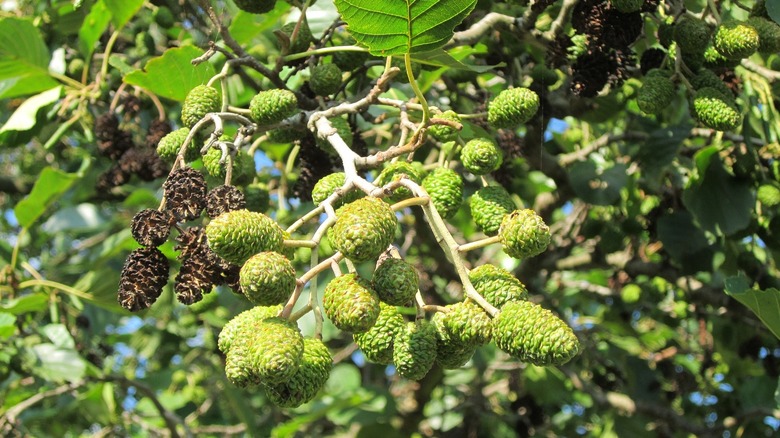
[1,0,780,436]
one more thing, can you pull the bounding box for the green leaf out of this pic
[14,167,82,228]
[656,211,709,261]
[78,1,112,59]
[683,153,754,235]
[725,275,780,340]
[41,324,76,349]
[334,0,478,56]
[767,0,780,25]
[0,294,48,315]
[410,47,498,73]
[0,312,16,338]
[30,343,87,382]
[568,160,628,205]
[0,87,62,135]
[633,124,690,174]
[0,17,58,99]
[124,46,217,102]
[104,0,144,29]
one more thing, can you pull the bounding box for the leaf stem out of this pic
[405,53,430,125]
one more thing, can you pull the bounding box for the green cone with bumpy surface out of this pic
[499,209,551,259]
[206,209,284,265]
[468,264,528,308]
[746,17,780,53]
[218,305,282,354]
[637,76,676,115]
[488,88,540,129]
[249,89,298,126]
[469,185,516,236]
[281,20,313,54]
[461,138,503,175]
[714,21,759,60]
[393,321,437,380]
[353,303,405,364]
[329,197,397,262]
[234,0,276,14]
[432,310,477,369]
[333,37,371,70]
[244,317,304,384]
[493,301,579,366]
[692,87,742,131]
[264,337,332,408]
[609,0,643,13]
[673,17,711,54]
[309,63,342,96]
[240,252,296,306]
[691,69,733,97]
[436,300,492,346]
[181,85,220,128]
[312,172,364,207]
[323,273,380,333]
[758,184,780,207]
[374,161,426,202]
[316,116,353,152]
[202,147,255,183]
[422,168,463,219]
[372,257,419,306]
[156,128,198,162]
[428,110,461,142]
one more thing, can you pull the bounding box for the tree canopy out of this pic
[1,0,780,436]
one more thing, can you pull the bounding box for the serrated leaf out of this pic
[14,167,82,228]
[725,275,780,340]
[124,46,216,102]
[334,0,477,56]
[0,17,58,99]
[0,86,62,135]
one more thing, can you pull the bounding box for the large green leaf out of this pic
[568,160,628,205]
[78,1,112,59]
[0,86,62,136]
[0,17,57,99]
[683,151,754,235]
[124,46,217,102]
[334,0,477,56]
[104,0,145,29]
[14,167,82,228]
[725,275,780,340]
[767,1,780,25]
[0,293,48,315]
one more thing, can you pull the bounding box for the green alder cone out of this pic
[469,185,516,236]
[428,110,461,142]
[637,76,676,115]
[372,257,419,306]
[436,300,493,346]
[393,321,438,380]
[714,21,760,60]
[266,126,307,143]
[249,89,298,126]
[316,116,353,151]
[329,197,397,262]
[309,63,343,96]
[746,17,780,53]
[499,209,551,259]
[609,0,643,13]
[323,273,381,333]
[234,0,276,14]
[202,147,255,184]
[312,172,364,207]
[156,128,198,162]
[374,161,426,202]
[332,36,371,70]
[181,85,220,128]
[530,64,559,87]
[461,138,503,175]
[263,337,332,408]
[353,302,405,364]
[690,69,733,97]
[239,251,296,306]
[493,301,579,366]
[673,17,711,54]
[757,184,780,207]
[280,20,313,54]
[487,87,540,129]
[431,310,477,369]
[218,305,282,354]
[422,167,463,220]
[468,264,529,308]
[205,209,284,265]
[691,87,742,132]
[245,317,304,385]
[244,183,270,213]
[701,43,739,69]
